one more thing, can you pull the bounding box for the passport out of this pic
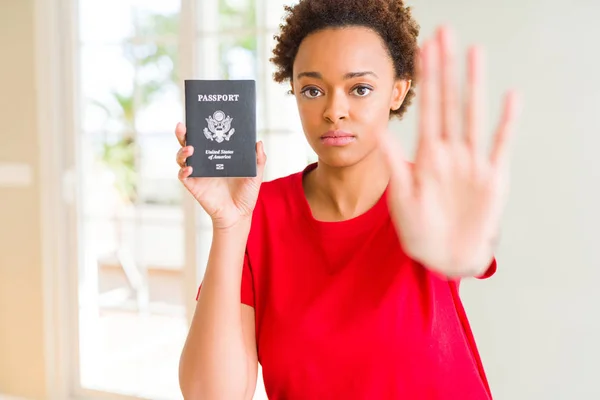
[184,79,257,177]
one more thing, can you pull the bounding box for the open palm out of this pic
[381,26,521,277]
[175,123,267,230]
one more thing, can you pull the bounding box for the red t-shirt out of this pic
[201,163,496,399]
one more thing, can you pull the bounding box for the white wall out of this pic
[391,1,599,399]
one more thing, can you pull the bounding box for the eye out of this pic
[300,87,323,99]
[352,85,373,97]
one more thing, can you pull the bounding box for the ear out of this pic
[288,80,295,95]
[390,79,412,111]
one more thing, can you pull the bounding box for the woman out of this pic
[176,0,520,399]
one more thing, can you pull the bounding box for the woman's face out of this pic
[292,26,410,168]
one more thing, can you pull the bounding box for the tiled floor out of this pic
[80,309,187,399]
[78,267,267,400]
[79,268,187,399]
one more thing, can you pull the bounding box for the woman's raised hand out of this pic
[381,26,521,277]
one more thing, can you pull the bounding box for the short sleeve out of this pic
[195,250,255,308]
[240,251,255,307]
[476,257,497,280]
[453,257,497,291]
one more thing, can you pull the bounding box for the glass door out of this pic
[75,1,188,398]
[67,1,308,399]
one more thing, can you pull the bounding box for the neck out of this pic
[304,149,390,222]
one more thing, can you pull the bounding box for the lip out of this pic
[321,130,355,139]
[320,130,356,147]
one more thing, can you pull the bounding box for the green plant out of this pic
[93,12,179,204]
[101,137,138,203]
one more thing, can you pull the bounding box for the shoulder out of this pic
[257,173,296,202]
[255,163,314,207]
[248,163,313,230]
[253,174,295,213]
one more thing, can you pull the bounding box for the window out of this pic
[77,1,187,398]
[71,0,311,399]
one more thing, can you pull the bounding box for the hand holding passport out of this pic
[175,80,266,229]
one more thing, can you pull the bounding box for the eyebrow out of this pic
[296,71,379,80]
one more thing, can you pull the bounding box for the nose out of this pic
[323,90,349,123]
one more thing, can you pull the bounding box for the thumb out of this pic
[379,132,413,199]
[255,141,267,181]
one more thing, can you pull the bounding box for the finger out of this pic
[439,26,460,140]
[414,41,423,83]
[379,133,413,200]
[490,90,522,168]
[176,146,194,167]
[175,122,187,147]
[466,46,485,151]
[178,166,193,182]
[255,141,267,180]
[419,40,441,145]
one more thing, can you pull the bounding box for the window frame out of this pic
[38,0,198,398]
[38,0,301,398]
